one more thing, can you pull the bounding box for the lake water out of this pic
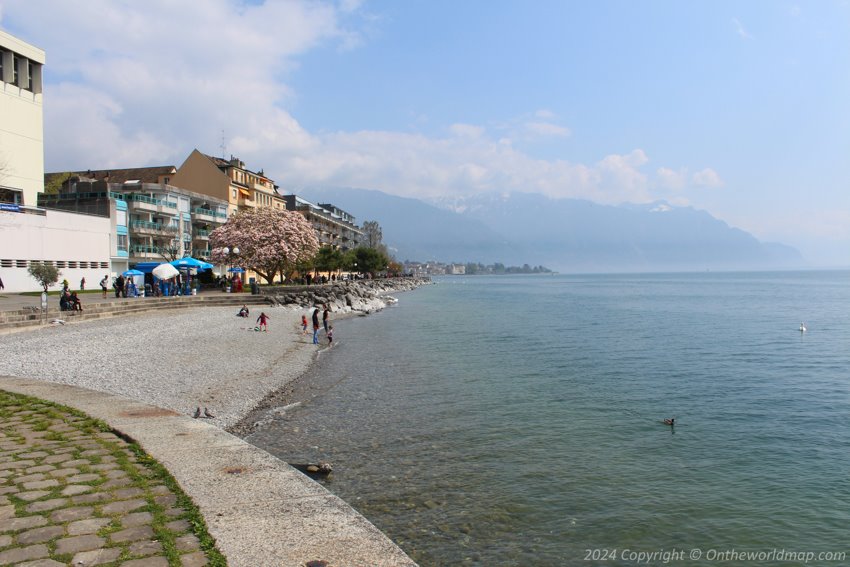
[246,271,850,566]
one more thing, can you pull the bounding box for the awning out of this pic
[238,188,251,197]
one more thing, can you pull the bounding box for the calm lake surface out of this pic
[247,271,850,566]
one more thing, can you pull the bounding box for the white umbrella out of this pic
[152,263,180,280]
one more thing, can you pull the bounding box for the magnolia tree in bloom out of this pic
[209,208,319,284]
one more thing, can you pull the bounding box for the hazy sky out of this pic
[2,1,848,265]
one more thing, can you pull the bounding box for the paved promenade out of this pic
[1,389,215,566]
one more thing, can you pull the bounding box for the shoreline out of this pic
[226,308,364,438]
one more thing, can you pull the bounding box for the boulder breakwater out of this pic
[262,276,432,313]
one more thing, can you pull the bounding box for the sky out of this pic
[1,0,848,266]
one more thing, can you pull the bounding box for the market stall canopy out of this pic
[152,263,180,280]
[170,257,214,270]
[227,267,246,273]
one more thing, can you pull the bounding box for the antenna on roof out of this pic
[220,130,227,159]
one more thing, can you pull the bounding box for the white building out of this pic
[0,31,113,293]
[0,30,45,207]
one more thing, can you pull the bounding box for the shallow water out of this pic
[247,271,850,566]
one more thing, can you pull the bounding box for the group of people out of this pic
[303,304,333,346]
[59,289,83,311]
[237,303,333,345]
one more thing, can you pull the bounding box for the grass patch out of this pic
[1,389,228,566]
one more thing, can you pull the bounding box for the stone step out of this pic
[0,294,272,333]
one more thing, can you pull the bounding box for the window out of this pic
[116,209,127,226]
[13,55,19,85]
[117,234,128,252]
[27,60,33,91]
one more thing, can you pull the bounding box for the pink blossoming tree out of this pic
[209,208,319,284]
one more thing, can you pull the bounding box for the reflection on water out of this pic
[247,272,850,566]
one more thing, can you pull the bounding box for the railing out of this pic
[129,244,166,255]
[194,229,210,238]
[129,220,179,232]
[124,194,177,208]
[191,207,227,219]
[195,249,211,258]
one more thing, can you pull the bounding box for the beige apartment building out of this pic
[170,150,286,217]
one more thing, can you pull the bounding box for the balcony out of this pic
[124,193,178,214]
[193,228,210,240]
[129,244,167,259]
[191,207,226,223]
[237,197,256,208]
[129,220,179,236]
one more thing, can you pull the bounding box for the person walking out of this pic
[327,325,334,347]
[80,277,86,290]
[100,275,108,298]
[301,314,308,334]
[312,307,320,345]
[256,312,270,332]
[322,304,330,333]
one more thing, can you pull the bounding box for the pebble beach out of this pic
[0,305,325,429]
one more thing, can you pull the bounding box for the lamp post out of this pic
[222,246,240,292]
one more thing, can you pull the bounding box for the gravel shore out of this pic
[0,305,324,429]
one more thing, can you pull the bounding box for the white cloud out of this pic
[692,168,724,188]
[449,124,486,138]
[3,0,696,207]
[656,167,687,191]
[524,121,571,138]
[732,17,753,40]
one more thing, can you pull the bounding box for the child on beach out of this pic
[301,314,308,334]
[256,312,270,332]
[327,325,333,347]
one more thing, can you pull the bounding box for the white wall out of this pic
[0,31,45,207]
[0,209,112,292]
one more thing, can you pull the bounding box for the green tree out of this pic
[313,246,344,276]
[43,172,73,195]
[349,246,389,277]
[27,262,61,292]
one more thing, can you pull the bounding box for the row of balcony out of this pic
[127,244,212,259]
[127,222,212,239]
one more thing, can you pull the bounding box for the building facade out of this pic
[0,30,45,208]
[170,150,287,217]
[41,168,229,273]
[281,195,363,251]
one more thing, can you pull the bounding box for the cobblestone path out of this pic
[0,390,226,566]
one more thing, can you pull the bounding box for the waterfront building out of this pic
[0,30,45,208]
[0,31,114,293]
[280,195,363,252]
[170,149,286,217]
[41,168,229,272]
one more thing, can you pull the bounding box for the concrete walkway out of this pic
[0,378,417,567]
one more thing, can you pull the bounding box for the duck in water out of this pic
[662,418,675,426]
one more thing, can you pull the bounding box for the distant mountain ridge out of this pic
[298,187,804,272]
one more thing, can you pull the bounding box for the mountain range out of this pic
[299,187,803,272]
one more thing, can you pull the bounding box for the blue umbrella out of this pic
[123,269,144,277]
[170,256,214,270]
